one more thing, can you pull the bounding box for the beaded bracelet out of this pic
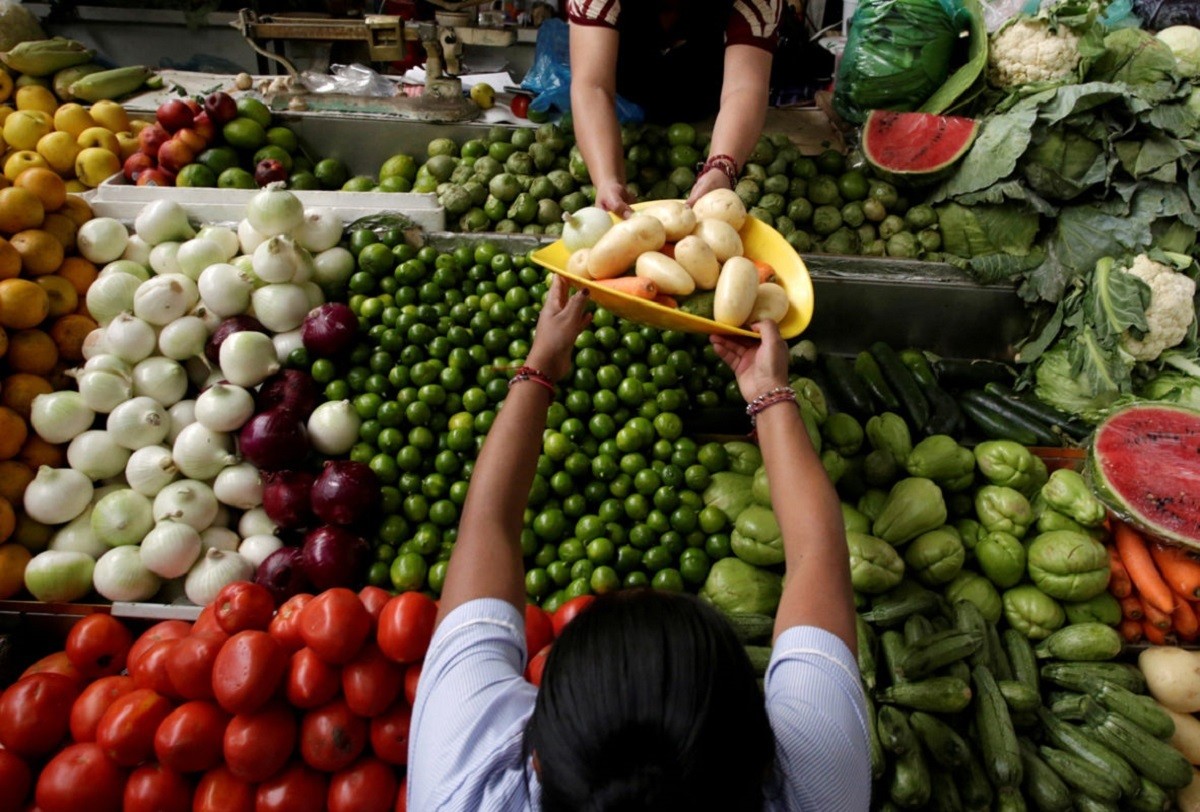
[745,385,797,427]
[508,365,556,395]
[698,153,739,188]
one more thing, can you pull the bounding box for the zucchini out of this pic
[862,582,942,626]
[880,630,909,686]
[999,679,1041,713]
[1073,797,1120,812]
[962,389,1061,446]
[1018,739,1073,812]
[855,350,902,412]
[1003,628,1040,694]
[996,787,1028,812]
[877,675,973,713]
[865,695,887,780]
[1050,693,1091,721]
[903,614,935,647]
[1038,745,1122,802]
[932,357,1016,387]
[1091,682,1175,740]
[909,710,970,768]
[929,769,964,812]
[889,739,931,809]
[986,618,1014,681]
[982,382,1091,442]
[1034,623,1123,662]
[856,615,877,692]
[944,659,971,684]
[897,629,982,680]
[744,645,772,677]
[1040,662,1148,695]
[723,612,775,644]
[871,341,931,430]
[1088,710,1194,789]
[952,600,993,672]
[957,752,994,811]
[958,390,1044,446]
[1128,777,1172,812]
[1037,708,1140,797]
[973,665,1022,789]
[876,703,917,755]
[823,354,874,418]
[922,382,966,437]
[898,348,938,388]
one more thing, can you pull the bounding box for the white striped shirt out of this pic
[567,0,783,51]
[408,598,872,811]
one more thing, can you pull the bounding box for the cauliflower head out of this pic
[988,19,1082,88]
[1120,254,1198,361]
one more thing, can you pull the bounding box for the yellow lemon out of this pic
[470,82,496,110]
[36,131,80,177]
[115,131,139,161]
[89,100,130,133]
[52,103,96,139]
[14,85,56,116]
[2,110,52,152]
[76,126,119,155]
[0,105,13,127]
[3,151,48,182]
[74,146,120,187]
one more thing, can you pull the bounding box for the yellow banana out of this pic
[68,65,154,103]
[0,37,94,77]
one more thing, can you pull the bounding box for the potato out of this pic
[1140,647,1200,713]
[693,218,743,263]
[745,282,789,325]
[567,248,591,278]
[1164,706,1200,764]
[637,200,697,242]
[673,235,719,290]
[635,252,695,296]
[1180,769,1200,812]
[587,214,666,280]
[713,257,758,327]
[691,188,747,230]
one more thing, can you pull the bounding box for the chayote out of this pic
[791,376,828,425]
[731,505,784,567]
[945,571,1003,623]
[973,440,1039,495]
[1062,591,1123,626]
[974,531,1026,589]
[1026,530,1110,601]
[954,518,984,552]
[975,485,1034,539]
[904,526,965,586]
[858,489,890,523]
[906,435,975,485]
[823,412,864,456]
[724,441,763,476]
[842,503,872,534]
[1002,584,1066,640]
[821,450,847,485]
[847,531,906,594]
[700,557,783,615]
[866,412,913,463]
[1041,469,1107,528]
[864,449,901,488]
[1036,506,1090,536]
[799,401,823,455]
[703,471,754,522]
[751,466,772,508]
[872,477,948,546]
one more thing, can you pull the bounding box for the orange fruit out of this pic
[40,213,77,252]
[9,229,64,276]
[57,195,93,228]
[36,275,78,318]
[0,187,44,233]
[19,434,64,469]
[0,498,14,545]
[0,278,49,329]
[0,460,34,504]
[0,543,30,598]
[1,373,51,420]
[0,237,19,280]
[0,325,6,358]
[55,256,97,296]
[5,328,57,375]
[12,514,51,553]
[14,167,66,212]
[0,406,27,459]
[48,312,95,362]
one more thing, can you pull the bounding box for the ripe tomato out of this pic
[525,604,555,658]
[510,93,531,118]
[36,742,126,812]
[368,701,411,766]
[403,663,421,707]
[65,614,133,678]
[69,675,135,743]
[358,586,391,625]
[223,701,296,783]
[268,593,312,652]
[0,673,78,758]
[20,651,86,687]
[194,765,254,812]
[0,749,31,812]
[154,700,228,773]
[95,687,174,767]
[124,763,191,812]
[343,642,402,718]
[192,604,224,636]
[551,595,595,637]
[298,588,371,665]
[328,756,398,812]
[300,699,366,773]
[127,620,192,673]
[255,762,328,812]
[376,592,436,665]
[215,581,275,634]
[130,638,182,698]
[212,630,287,715]
[395,777,406,812]
[526,644,552,687]
[285,647,341,709]
[165,631,227,701]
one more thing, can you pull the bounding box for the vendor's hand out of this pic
[527,275,593,382]
[687,167,733,207]
[596,179,634,217]
[710,321,789,402]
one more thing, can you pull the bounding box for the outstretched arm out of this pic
[569,22,634,216]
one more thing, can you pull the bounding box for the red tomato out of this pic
[154,700,228,773]
[165,632,227,701]
[69,675,135,743]
[0,749,31,812]
[95,688,174,767]
[268,593,312,653]
[358,586,390,625]
[215,581,276,634]
[298,588,371,665]
[36,742,126,812]
[376,592,436,665]
[223,702,297,783]
[130,639,182,698]
[403,663,421,707]
[328,757,397,812]
[525,604,555,658]
[65,615,133,678]
[300,699,366,773]
[510,93,531,118]
[0,673,78,758]
[368,701,411,766]
[128,621,192,673]
[192,604,224,637]
[20,651,85,687]
[212,631,287,715]
[124,763,191,812]
[395,778,406,812]
[194,765,254,812]
[551,595,595,637]
[285,648,341,710]
[342,642,402,718]
[526,644,552,687]
[255,762,327,812]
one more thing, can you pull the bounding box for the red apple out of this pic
[203,91,238,126]
[123,152,155,182]
[175,127,207,152]
[158,138,197,173]
[156,99,195,133]
[137,168,176,187]
[184,98,202,115]
[254,158,288,186]
[138,124,170,157]
[192,111,215,143]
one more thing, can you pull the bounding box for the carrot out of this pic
[1114,521,1175,614]
[1119,594,1144,621]
[1149,542,1200,601]
[1141,595,1172,631]
[591,277,657,299]
[1118,618,1144,643]
[1106,545,1132,599]
[752,259,775,284]
[1142,620,1169,646]
[652,294,679,309]
[1174,600,1200,642]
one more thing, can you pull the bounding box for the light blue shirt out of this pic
[408,598,871,811]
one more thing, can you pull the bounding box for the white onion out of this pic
[200,526,240,552]
[213,463,263,509]
[125,445,178,496]
[196,225,240,260]
[238,506,277,538]
[84,353,132,375]
[307,400,361,455]
[24,550,95,603]
[135,199,196,245]
[302,281,324,309]
[93,545,161,602]
[175,238,227,281]
[148,242,182,276]
[132,357,188,407]
[252,235,305,284]
[185,356,218,389]
[167,400,197,444]
[238,534,283,569]
[212,504,232,529]
[247,186,304,237]
[219,331,280,387]
[190,303,222,334]
[77,217,129,263]
[24,466,93,525]
[154,479,219,530]
[86,272,141,326]
[91,488,153,547]
[158,316,208,360]
[81,328,108,360]
[101,259,151,281]
[185,547,253,606]
[67,430,131,480]
[232,253,258,281]
[272,329,304,364]
[74,365,133,413]
[140,520,202,578]
[172,423,237,480]
[194,383,254,432]
[107,397,169,450]
[312,246,355,290]
[198,262,253,317]
[133,274,199,326]
[121,235,152,267]
[251,283,309,333]
[293,208,343,253]
[49,506,107,559]
[103,313,157,363]
[291,250,314,285]
[30,391,95,444]
[237,219,268,255]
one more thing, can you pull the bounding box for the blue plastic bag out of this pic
[519,19,645,123]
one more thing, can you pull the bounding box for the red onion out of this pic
[205,315,267,364]
[301,525,368,591]
[311,460,380,526]
[239,408,309,470]
[301,303,358,358]
[255,546,311,603]
[262,469,316,530]
[255,369,321,416]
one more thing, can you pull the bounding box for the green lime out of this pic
[217,167,255,189]
[428,137,458,158]
[265,125,299,153]
[389,551,427,592]
[314,158,350,189]
[679,548,711,585]
[666,122,696,147]
[837,169,869,202]
[196,146,239,175]
[668,144,700,169]
[378,175,412,193]
[287,171,318,190]
[651,568,684,592]
[236,97,272,129]
[342,175,377,192]
[222,117,267,151]
[175,163,216,187]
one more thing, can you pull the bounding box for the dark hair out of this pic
[524,590,773,811]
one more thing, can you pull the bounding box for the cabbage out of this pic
[1089,28,1178,93]
[1139,372,1200,408]
[1033,340,1127,422]
[1156,26,1200,78]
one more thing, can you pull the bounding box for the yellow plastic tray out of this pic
[531,203,814,339]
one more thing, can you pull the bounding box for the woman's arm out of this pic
[568,22,633,216]
[710,323,857,652]
[435,277,592,627]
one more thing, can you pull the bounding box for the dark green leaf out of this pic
[1017,299,1066,364]
[931,106,1038,199]
[1084,257,1150,341]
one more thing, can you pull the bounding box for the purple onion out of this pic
[205,315,266,364]
[311,460,380,527]
[255,546,311,604]
[301,525,369,591]
[239,407,309,470]
[255,369,321,416]
[301,303,358,358]
[262,469,316,530]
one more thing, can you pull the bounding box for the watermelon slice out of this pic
[1089,403,1200,550]
[862,110,979,182]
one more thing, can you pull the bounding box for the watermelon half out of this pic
[862,110,979,182]
[1089,403,1200,550]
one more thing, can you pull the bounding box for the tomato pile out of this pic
[0,581,590,812]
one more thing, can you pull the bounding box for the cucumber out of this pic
[973,665,1022,789]
[898,348,938,388]
[880,630,909,686]
[959,390,1044,446]
[1034,623,1123,662]
[1088,710,1194,789]
[932,357,1016,387]
[909,710,970,768]
[1019,739,1073,812]
[1091,682,1175,740]
[897,629,982,680]
[961,389,1061,446]
[922,383,966,437]
[957,752,994,810]
[856,615,877,692]
[876,703,917,755]
[1128,777,1172,812]
[1040,662,1148,695]
[744,645,772,677]
[929,769,964,812]
[903,613,935,646]
[1038,745,1122,802]
[1037,708,1141,797]
[871,341,931,430]
[823,354,874,418]
[865,695,887,780]
[981,382,1092,442]
[889,740,931,809]
[877,675,973,713]
[855,350,902,412]
[998,679,1041,713]
[1003,628,1039,694]
[723,612,776,644]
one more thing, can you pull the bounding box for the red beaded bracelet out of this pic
[745,385,797,427]
[698,153,739,188]
[508,365,555,395]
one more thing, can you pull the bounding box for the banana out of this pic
[53,62,104,101]
[0,37,94,77]
[68,65,154,103]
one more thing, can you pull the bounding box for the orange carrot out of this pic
[592,277,657,299]
[1142,595,1172,631]
[1118,618,1144,643]
[1149,542,1200,601]
[1119,594,1144,621]
[1114,521,1175,614]
[1143,620,1169,646]
[653,294,679,309]
[1174,601,1200,642]
[752,259,775,284]
[1106,545,1132,598]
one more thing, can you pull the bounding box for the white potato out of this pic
[745,282,789,325]
[567,248,591,278]
[693,219,743,263]
[1140,647,1200,713]
[713,257,758,327]
[587,215,666,279]
[691,188,747,230]
[637,200,697,242]
[635,252,695,296]
[673,235,720,290]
